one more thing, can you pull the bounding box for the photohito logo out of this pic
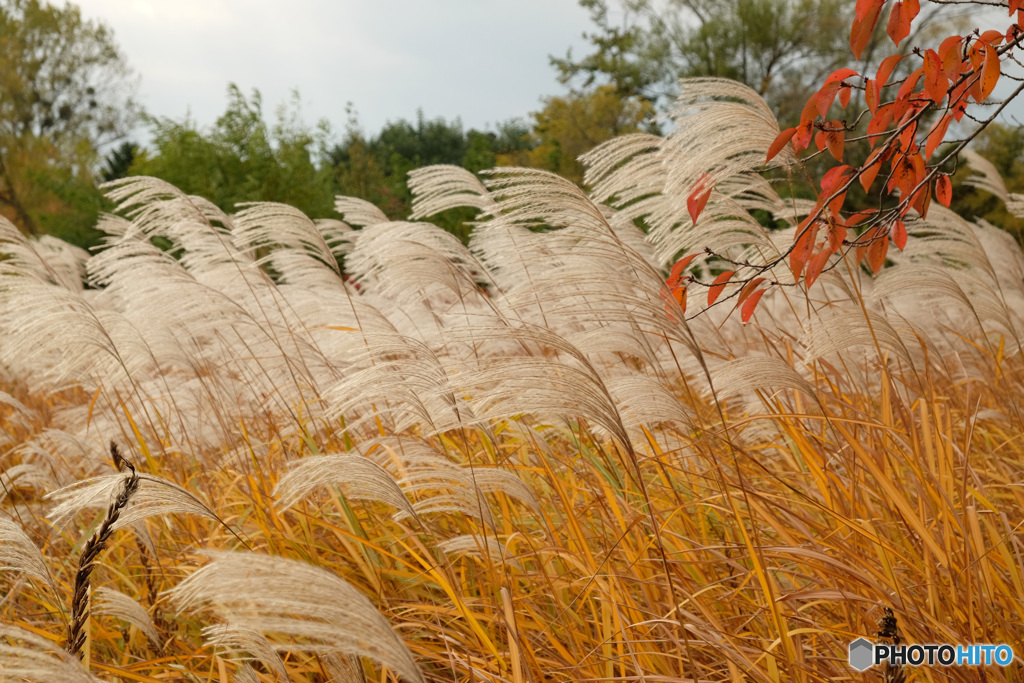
[848,638,1015,671]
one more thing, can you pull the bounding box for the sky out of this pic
[69,1,1024,147]
[71,0,597,142]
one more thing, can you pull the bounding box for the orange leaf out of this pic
[821,164,852,194]
[790,219,821,281]
[707,271,735,306]
[740,288,767,324]
[867,229,890,272]
[805,248,832,288]
[868,104,894,145]
[922,49,947,103]
[892,220,907,250]
[876,54,904,89]
[860,147,886,192]
[851,3,884,59]
[924,113,952,160]
[669,253,699,282]
[793,120,815,154]
[979,29,1005,46]
[839,85,852,109]
[767,127,797,163]
[865,78,879,113]
[737,277,766,305]
[825,129,845,162]
[815,82,842,118]
[1011,0,1024,13]
[856,0,883,21]
[673,285,687,312]
[827,216,848,252]
[936,173,952,206]
[939,35,964,77]
[687,174,713,224]
[979,44,1001,102]
[887,2,912,47]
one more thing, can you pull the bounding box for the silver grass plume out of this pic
[408,164,494,218]
[167,550,425,683]
[335,196,389,227]
[273,453,418,521]
[0,516,54,593]
[203,624,289,683]
[92,587,161,647]
[0,625,103,682]
[46,471,222,531]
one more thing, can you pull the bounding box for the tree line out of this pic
[1,0,1020,249]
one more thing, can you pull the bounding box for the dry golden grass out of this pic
[2,79,1024,682]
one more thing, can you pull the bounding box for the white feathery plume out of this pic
[46,472,221,531]
[92,587,161,646]
[233,202,341,275]
[167,550,425,683]
[438,534,514,566]
[409,164,494,218]
[707,357,819,403]
[101,177,215,238]
[202,624,289,683]
[0,625,103,682]
[0,218,87,290]
[273,454,418,520]
[802,310,924,371]
[962,149,1009,202]
[0,517,53,591]
[0,463,58,503]
[231,663,264,683]
[334,196,389,227]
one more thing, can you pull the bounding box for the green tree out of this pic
[554,0,866,123]
[0,0,137,242]
[497,85,653,186]
[330,110,530,242]
[950,123,1024,245]
[131,85,335,219]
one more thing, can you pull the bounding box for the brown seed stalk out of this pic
[64,443,139,660]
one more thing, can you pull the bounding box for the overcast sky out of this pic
[72,0,596,142]
[70,1,1024,146]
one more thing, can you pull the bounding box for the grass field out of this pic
[2,79,1023,682]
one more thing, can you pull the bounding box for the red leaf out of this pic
[815,82,842,118]
[839,85,852,109]
[922,49,947,104]
[892,220,907,250]
[936,174,952,206]
[860,147,886,192]
[814,130,827,153]
[790,218,821,281]
[767,127,797,163]
[979,44,1001,102]
[876,54,905,89]
[868,104,894,145]
[887,2,912,47]
[865,78,879,113]
[669,253,699,282]
[867,229,890,272]
[1011,0,1024,13]
[924,113,952,160]
[851,3,884,59]
[737,277,766,305]
[824,67,860,86]
[740,288,767,324]
[856,0,883,21]
[825,129,845,162]
[793,120,815,153]
[707,271,735,306]
[822,164,852,194]
[687,174,713,224]
[805,248,832,288]
[827,217,848,252]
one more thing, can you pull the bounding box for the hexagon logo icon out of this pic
[849,638,874,671]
